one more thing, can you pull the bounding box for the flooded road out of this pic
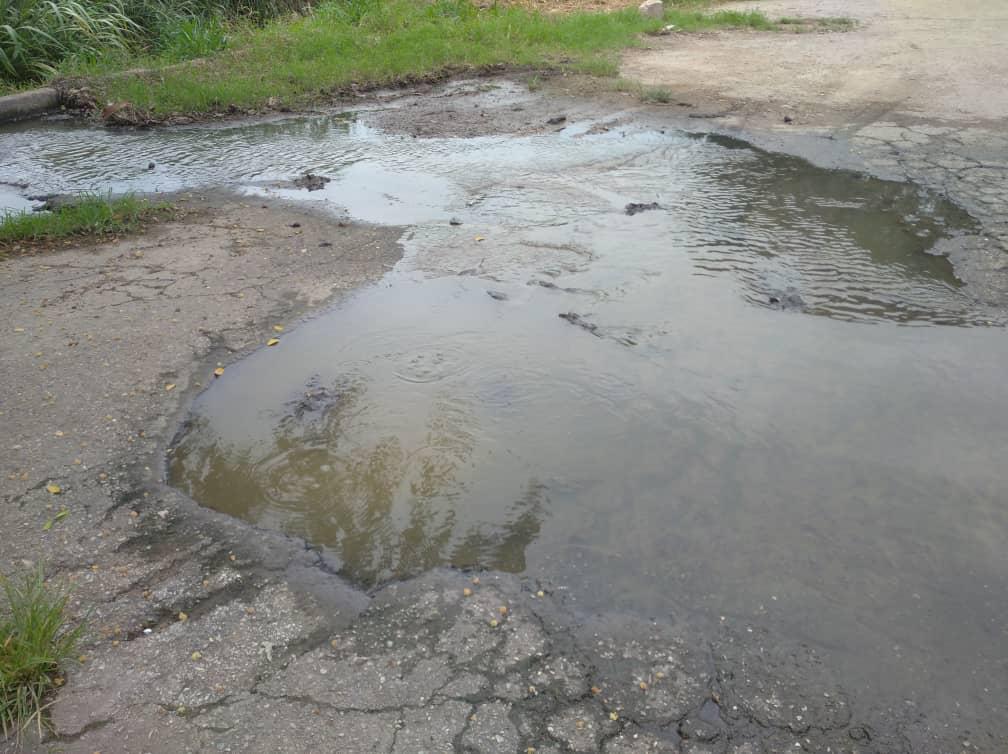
[4,106,1007,736]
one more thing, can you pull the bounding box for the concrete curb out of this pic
[0,87,61,123]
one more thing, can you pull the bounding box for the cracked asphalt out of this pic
[3,18,1008,750]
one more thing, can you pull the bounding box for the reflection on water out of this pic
[171,378,547,583]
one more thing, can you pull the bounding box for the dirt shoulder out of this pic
[622,0,1008,128]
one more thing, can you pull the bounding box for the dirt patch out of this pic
[622,0,1008,127]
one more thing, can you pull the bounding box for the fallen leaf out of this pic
[191,651,202,661]
[42,519,53,531]
[55,508,69,521]
[178,612,188,622]
[609,711,619,721]
[536,590,545,598]
[54,430,64,437]
[591,686,602,695]
[273,325,284,332]
[46,483,61,495]
[475,236,485,242]
[213,367,224,377]
[266,338,279,346]
[639,681,648,691]
[165,383,176,392]
[489,619,499,628]
[498,606,508,615]
[463,588,473,597]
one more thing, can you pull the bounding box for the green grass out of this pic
[1,567,85,741]
[90,0,773,116]
[0,193,171,248]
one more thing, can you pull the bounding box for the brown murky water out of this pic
[4,107,1007,733]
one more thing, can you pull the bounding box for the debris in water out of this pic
[559,312,601,337]
[487,290,508,301]
[625,202,661,216]
[449,217,463,226]
[293,172,331,191]
[547,115,567,125]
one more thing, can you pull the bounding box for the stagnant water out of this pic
[4,109,1007,734]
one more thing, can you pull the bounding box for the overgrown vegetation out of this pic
[0,567,85,740]
[0,193,171,249]
[0,0,310,85]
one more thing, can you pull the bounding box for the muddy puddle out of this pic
[4,102,1008,734]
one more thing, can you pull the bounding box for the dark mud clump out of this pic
[625,202,661,216]
[293,172,332,191]
[558,311,601,337]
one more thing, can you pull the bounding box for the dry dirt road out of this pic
[624,0,1008,127]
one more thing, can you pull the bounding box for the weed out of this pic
[641,85,673,103]
[0,192,171,249]
[0,566,85,741]
[0,0,140,83]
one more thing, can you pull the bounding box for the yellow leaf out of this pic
[165,383,176,392]
[46,483,61,495]
[191,651,202,661]
[489,619,499,628]
[609,712,619,721]
[463,588,473,597]
[272,325,284,332]
[213,367,224,377]
[475,236,485,242]
[178,612,188,622]
[267,338,279,346]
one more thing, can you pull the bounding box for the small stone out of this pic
[639,0,663,18]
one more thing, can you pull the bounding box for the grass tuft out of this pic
[0,566,85,741]
[640,85,673,103]
[0,193,171,250]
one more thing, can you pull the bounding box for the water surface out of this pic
[4,110,1006,733]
